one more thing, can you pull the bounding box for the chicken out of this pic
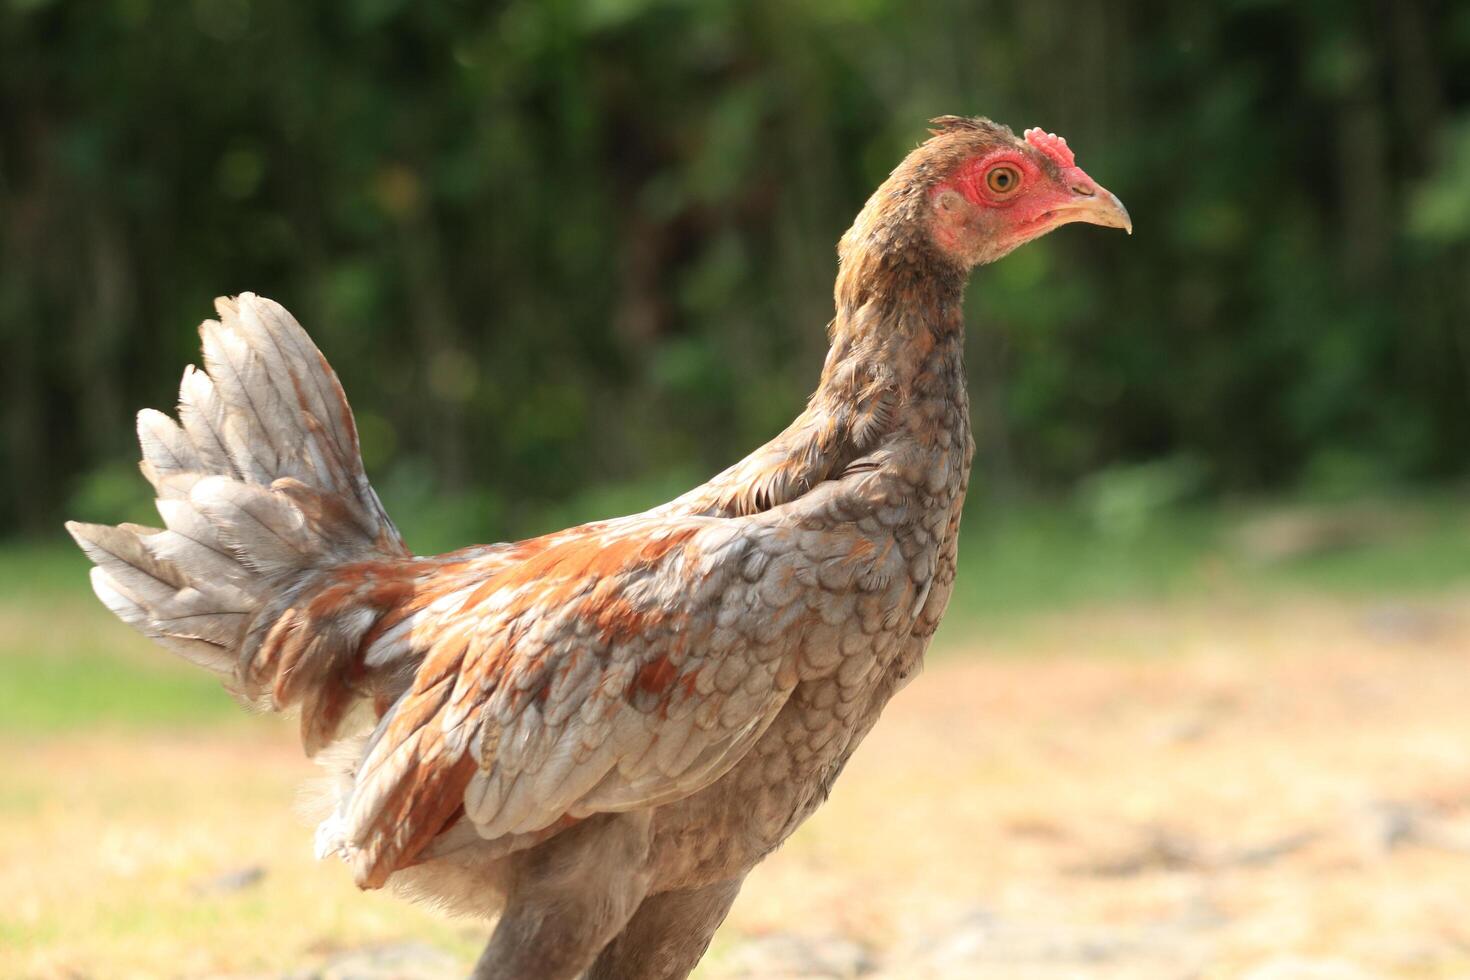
[66,116,1129,979]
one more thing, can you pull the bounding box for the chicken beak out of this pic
[1060,178,1132,235]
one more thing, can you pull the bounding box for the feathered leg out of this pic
[584,877,745,980]
[470,812,653,980]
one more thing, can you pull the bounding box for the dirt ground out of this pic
[5,590,1470,979]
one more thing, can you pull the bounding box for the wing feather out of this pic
[329,512,895,889]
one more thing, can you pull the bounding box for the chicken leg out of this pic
[584,877,745,979]
[470,812,652,980]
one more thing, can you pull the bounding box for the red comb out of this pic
[1024,127,1075,169]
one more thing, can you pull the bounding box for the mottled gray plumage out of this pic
[67,117,1129,979]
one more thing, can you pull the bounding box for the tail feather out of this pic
[67,292,411,709]
[70,522,244,677]
[177,365,240,480]
[148,496,261,594]
[137,407,205,489]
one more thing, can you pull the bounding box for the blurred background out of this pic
[3,2,1470,978]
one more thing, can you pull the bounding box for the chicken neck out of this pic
[664,219,972,519]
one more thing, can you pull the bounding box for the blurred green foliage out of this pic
[2,0,1468,542]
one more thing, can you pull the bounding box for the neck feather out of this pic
[818,203,968,411]
[662,196,971,519]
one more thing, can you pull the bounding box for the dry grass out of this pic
[5,590,1470,978]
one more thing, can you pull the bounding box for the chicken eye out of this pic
[986,165,1021,195]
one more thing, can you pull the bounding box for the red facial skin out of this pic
[929,128,1131,267]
